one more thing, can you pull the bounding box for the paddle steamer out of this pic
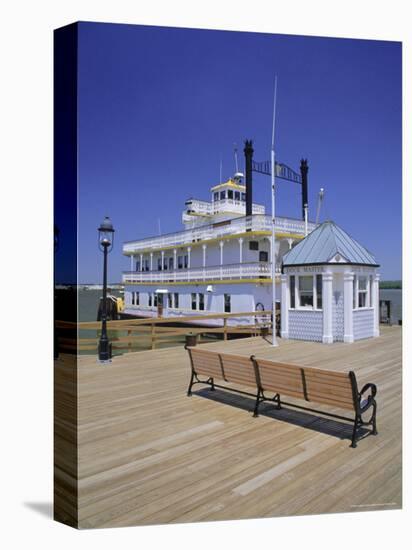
[122,142,316,325]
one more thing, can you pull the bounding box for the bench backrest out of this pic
[219,352,258,386]
[187,347,356,411]
[188,348,223,380]
[187,348,256,387]
[253,357,355,411]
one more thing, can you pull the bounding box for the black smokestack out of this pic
[244,140,254,217]
[300,158,308,220]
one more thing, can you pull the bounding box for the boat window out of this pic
[241,192,246,201]
[148,293,152,307]
[220,190,226,200]
[135,292,139,306]
[298,275,314,307]
[191,293,197,310]
[249,241,259,251]
[163,258,168,270]
[259,251,268,262]
[316,274,322,309]
[224,294,231,313]
[199,293,205,311]
[174,293,179,308]
[154,293,158,307]
[213,192,219,201]
[136,260,140,272]
[168,293,172,308]
[184,255,188,269]
[227,190,233,199]
[169,257,174,270]
[157,258,162,270]
[235,191,240,200]
[144,259,149,271]
[178,256,183,269]
[290,275,295,308]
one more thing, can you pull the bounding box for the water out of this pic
[78,289,189,355]
[379,288,402,324]
[79,289,122,321]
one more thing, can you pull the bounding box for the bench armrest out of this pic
[358,383,377,412]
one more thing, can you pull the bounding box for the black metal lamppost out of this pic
[98,216,115,362]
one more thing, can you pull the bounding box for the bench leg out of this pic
[351,416,360,448]
[253,389,263,417]
[209,377,216,391]
[187,372,195,396]
[275,393,281,410]
[351,400,378,447]
[371,402,378,435]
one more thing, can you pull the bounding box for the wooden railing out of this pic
[56,311,276,355]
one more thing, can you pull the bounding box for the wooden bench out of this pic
[185,346,378,448]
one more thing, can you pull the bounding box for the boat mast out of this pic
[271,76,279,347]
[316,188,325,224]
[234,143,239,173]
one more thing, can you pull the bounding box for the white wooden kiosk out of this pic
[280,221,380,343]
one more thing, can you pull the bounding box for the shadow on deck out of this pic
[193,386,370,443]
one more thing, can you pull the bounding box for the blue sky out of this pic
[77,22,401,282]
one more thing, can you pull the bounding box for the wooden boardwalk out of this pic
[55,326,402,528]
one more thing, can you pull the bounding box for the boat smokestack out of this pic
[244,139,254,217]
[300,159,309,220]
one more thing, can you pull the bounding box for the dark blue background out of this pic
[76,22,401,282]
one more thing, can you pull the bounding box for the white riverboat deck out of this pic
[123,214,316,255]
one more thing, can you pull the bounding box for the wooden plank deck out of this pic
[56,325,402,528]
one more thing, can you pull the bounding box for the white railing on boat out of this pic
[184,198,265,216]
[184,198,213,215]
[123,214,316,254]
[122,261,281,284]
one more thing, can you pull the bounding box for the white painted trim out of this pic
[343,271,354,343]
[322,271,333,344]
[373,272,380,337]
[202,244,207,267]
[187,247,191,262]
[281,274,289,339]
[289,308,323,312]
[288,307,323,312]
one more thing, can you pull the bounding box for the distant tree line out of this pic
[379,280,402,289]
